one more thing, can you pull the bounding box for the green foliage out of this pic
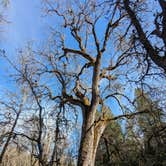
[95,120,124,166]
[96,89,166,166]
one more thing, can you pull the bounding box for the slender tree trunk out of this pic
[0,108,22,163]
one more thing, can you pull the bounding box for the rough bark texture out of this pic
[78,106,110,166]
[78,110,96,166]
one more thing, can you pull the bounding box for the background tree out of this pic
[135,89,166,165]
[95,89,166,166]
[0,86,28,163]
[0,47,79,166]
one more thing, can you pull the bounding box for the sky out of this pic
[0,0,48,91]
[1,0,47,49]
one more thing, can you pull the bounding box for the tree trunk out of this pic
[77,108,109,166]
[0,110,21,163]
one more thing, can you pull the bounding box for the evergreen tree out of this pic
[95,89,166,166]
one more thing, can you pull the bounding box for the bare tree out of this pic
[1,46,78,166]
[38,1,154,165]
[0,87,28,163]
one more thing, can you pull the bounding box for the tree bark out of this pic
[77,107,109,166]
[78,110,96,166]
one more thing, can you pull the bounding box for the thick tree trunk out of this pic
[77,110,96,166]
[77,108,109,166]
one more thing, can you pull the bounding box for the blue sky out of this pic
[0,0,47,90]
[1,0,46,49]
